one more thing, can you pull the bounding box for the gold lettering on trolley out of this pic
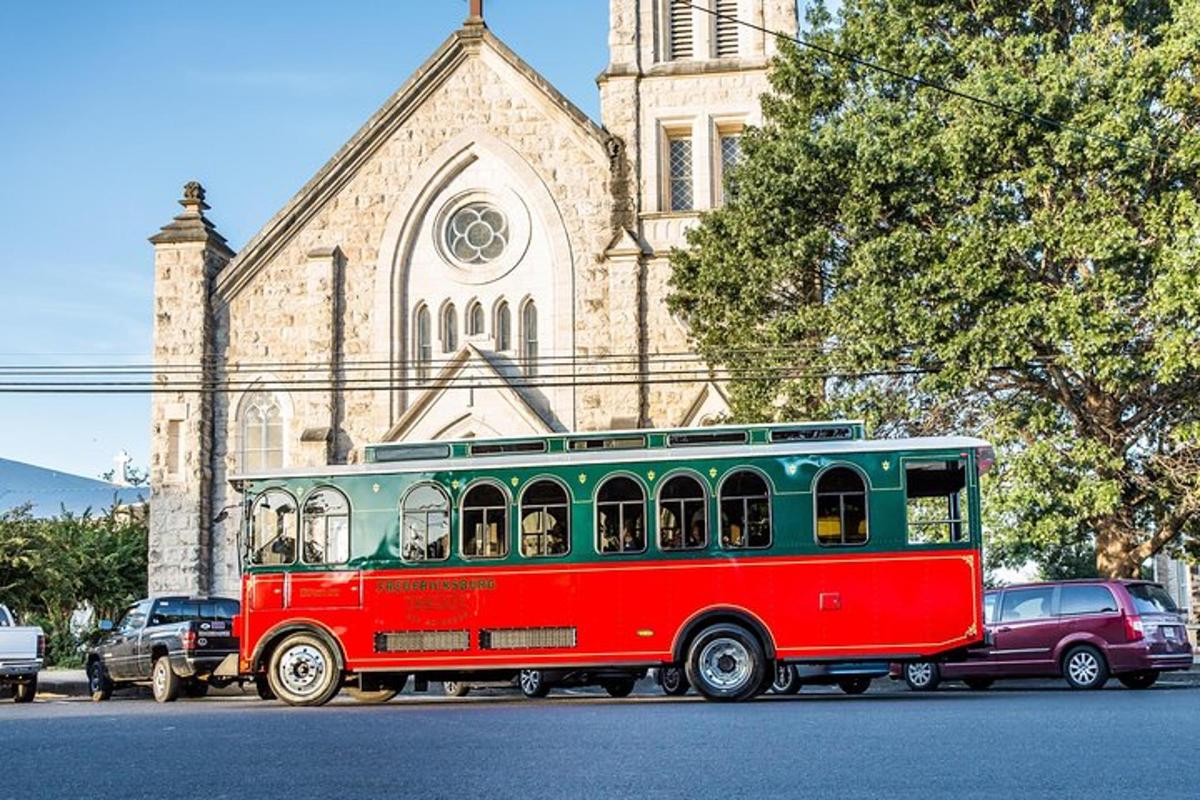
[377,578,497,594]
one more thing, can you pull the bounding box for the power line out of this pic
[693,2,1166,159]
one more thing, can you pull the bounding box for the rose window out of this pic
[445,202,509,265]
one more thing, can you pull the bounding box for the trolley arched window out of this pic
[658,474,707,550]
[415,304,433,380]
[719,471,771,549]
[462,483,508,558]
[496,301,512,351]
[520,480,569,557]
[597,476,646,554]
[815,467,869,546]
[250,489,297,566]
[442,303,458,353]
[401,483,450,562]
[301,488,350,564]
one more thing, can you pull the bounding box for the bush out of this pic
[0,504,147,666]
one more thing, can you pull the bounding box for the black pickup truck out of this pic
[86,596,240,703]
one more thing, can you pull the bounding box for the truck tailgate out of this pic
[192,619,238,656]
[0,627,40,663]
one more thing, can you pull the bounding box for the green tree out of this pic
[670,1,1200,578]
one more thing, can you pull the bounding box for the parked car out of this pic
[771,662,888,695]
[86,596,240,703]
[893,580,1193,691]
[0,604,44,703]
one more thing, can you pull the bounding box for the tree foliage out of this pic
[0,504,147,665]
[669,0,1200,578]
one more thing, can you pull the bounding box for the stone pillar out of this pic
[300,246,346,465]
[605,231,649,426]
[148,182,234,594]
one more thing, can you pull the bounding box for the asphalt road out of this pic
[2,680,1197,800]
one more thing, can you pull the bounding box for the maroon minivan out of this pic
[895,580,1193,691]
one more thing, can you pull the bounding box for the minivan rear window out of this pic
[1126,583,1179,614]
[1059,585,1118,616]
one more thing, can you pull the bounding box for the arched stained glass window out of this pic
[415,305,432,380]
[521,300,538,376]
[496,301,511,351]
[241,392,284,472]
[467,301,485,337]
[442,304,458,353]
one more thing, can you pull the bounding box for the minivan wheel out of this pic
[603,678,637,698]
[685,623,767,702]
[657,666,690,696]
[771,664,802,695]
[519,669,551,699]
[1062,645,1109,690]
[904,662,941,691]
[442,681,471,698]
[963,677,994,691]
[1118,670,1159,690]
[838,676,871,695]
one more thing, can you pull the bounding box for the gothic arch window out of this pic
[415,304,432,380]
[495,300,512,352]
[466,300,485,337]
[521,300,538,376]
[241,391,285,472]
[442,303,458,353]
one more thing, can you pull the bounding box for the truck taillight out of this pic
[1123,613,1144,642]
[976,446,996,476]
[36,634,45,659]
[182,629,198,651]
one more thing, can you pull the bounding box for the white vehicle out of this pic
[0,604,44,703]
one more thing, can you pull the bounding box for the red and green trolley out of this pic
[230,421,993,704]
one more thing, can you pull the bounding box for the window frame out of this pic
[414,304,433,380]
[495,300,512,352]
[998,586,1058,623]
[717,467,773,550]
[400,482,452,564]
[665,0,695,61]
[240,391,285,473]
[466,300,485,337]
[662,125,696,213]
[299,486,352,566]
[459,479,512,561]
[595,473,650,556]
[656,470,710,552]
[902,457,972,546]
[249,488,299,567]
[520,299,538,377]
[812,463,871,548]
[441,302,458,353]
[1057,584,1119,617]
[712,120,745,207]
[518,477,572,559]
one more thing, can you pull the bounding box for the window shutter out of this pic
[669,0,693,60]
[715,0,739,58]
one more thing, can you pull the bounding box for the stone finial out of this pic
[180,180,210,211]
[150,180,232,256]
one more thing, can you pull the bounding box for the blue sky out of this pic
[0,0,617,478]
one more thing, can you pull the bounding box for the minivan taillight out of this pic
[1123,613,1144,642]
[36,634,45,659]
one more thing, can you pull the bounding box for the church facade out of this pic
[148,0,799,593]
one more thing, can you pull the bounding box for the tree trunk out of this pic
[1094,517,1140,579]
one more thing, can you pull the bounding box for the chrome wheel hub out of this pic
[279,645,327,697]
[520,670,541,693]
[699,637,752,690]
[908,663,933,686]
[1068,652,1099,685]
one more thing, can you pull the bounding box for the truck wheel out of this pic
[685,623,767,702]
[254,674,276,701]
[268,632,342,707]
[838,676,871,695]
[603,678,636,698]
[346,687,398,704]
[13,676,37,703]
[152,657,181,703]
[185,681,210,699]
[771,664,802,695]
[88,661,113,702]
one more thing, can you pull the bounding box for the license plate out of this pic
[1161,626,1177,640]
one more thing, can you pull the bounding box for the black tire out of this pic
[442,681,471,698]
[87,661,113,702]
[1118,670,1159,690]
[1062,645,1109,690]
[152,657,181,703]
[963,677,994,691]
[519,669,551,698]
[267,632,343,707]
[13,676,37,704]
[604,678,636,698]
[254,674,276,701]
[838,676,871,695]
[657,666,690,696]
[346,687,398,704]
[185,681,210,699]
[771,664,802,695]
[684,623,767,702]
[903,662,941,692]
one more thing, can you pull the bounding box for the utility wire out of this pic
[692,2,1166,159]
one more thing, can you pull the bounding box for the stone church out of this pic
[148,0,799,593]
